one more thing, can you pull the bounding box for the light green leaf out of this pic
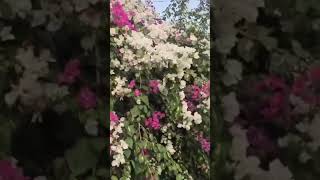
[65,138,103,176]
[140,95,149,107]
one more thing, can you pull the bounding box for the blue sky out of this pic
[151,0,200,15]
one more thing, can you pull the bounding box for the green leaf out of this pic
[111,176,118,180]
[140,95,149,107]
[65,138,102,176]
[127,125,135,136]
[125,137,133,148]
[130,106,140,118]
[124,149,131,158]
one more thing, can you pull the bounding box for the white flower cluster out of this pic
[147,23,173,41]
[111,77,132,98]
[161,133,176,155]
[177,99,202,130]
[110,117,129,167]
[122,0,157,24]
[5,47,68,111]
[229,125,293,180]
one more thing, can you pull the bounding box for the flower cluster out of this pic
[0,159,29,180]
[226,67,320,179]
[58,59,81,85]
[145,111,165,130]
[111,1,135,30]
[196,133,211,154]
[110,112,128,167]
[110,0,210,178]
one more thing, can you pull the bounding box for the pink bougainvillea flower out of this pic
[264,76,286,92]
[149,80,160,94]
[111,1,135,30]
[152,111,165,119]
[58,59,81,85]
[192,84,201,101]
[0,160,29,180]
[128,80,136,89]
[309,66,320,82]
[292,68,320,105]
[77,87,97,110]
[150,118,161,129]
[200,138,211,154]
[201,81,210,98]
[196,133,210,154]
[247,126,277,160]
[255,76,286,93]
[260,93,286,119]
[145,111,165,130]
[110,111,119,122]
[134,89,141,96]
[292,75,308,96]
[144,117,153,128]
[141,148,150,156]
[186,101,197,112]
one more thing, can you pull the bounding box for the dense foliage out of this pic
[0,0,108,179]
[213,0,320,179]
[110,0,210,179]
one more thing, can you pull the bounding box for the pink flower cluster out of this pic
[184,82,210,112]
[58,59,81,85]
[77,87,97,110]
[111,1,135,30]
[110,111,119,123]
[292,66,320,105]
[145,111,165,130]
[201,81,210,98]
[191,85,201,101]
[0,160,29,180]
[255,76,288,120]
[128,80,142,97]
[196,133,210,154]
[149,80,160,94]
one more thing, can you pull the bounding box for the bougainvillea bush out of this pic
[0,0,108,179]
[213,0,320,179]
[110,0,210,179]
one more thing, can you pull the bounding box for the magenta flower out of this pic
[134,89,141,97]
[77,87,97,110]
[58,59,81,85]
[247,126,277,160]
[149,80,160,94]
[255,76,286,93]
[292,67,320,105]
[260,93,286,120]
[200,138,211,154]
[196,133,210,154]
[309,66,320,82]
[141,148,150,156]
[111,1,135,30]
[128,80,136,89]
[0,160,29,180]
[145,111,165,130]
[192,85,201,101]
[110,112,119,122]
[292,75,308,96]
[263,76,286,92]
[187,101,197,112]
[201,81,210,98]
